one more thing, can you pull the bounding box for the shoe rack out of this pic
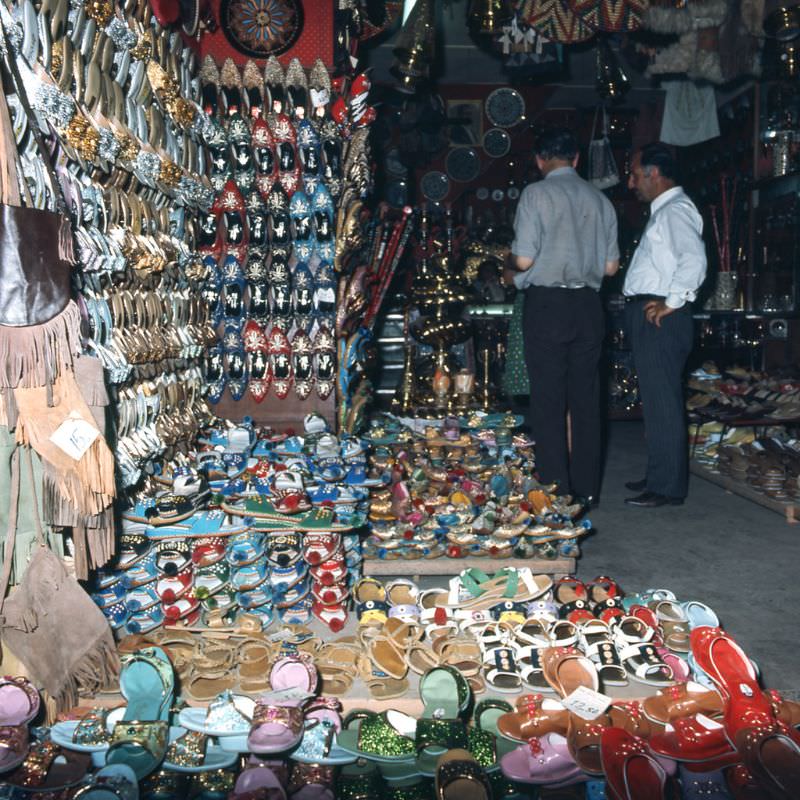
[3,0,215,490]
[198,56,374,433]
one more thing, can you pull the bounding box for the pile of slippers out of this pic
[92,414,369,635]
[361,412,592,560]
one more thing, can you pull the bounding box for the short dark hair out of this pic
[534,127,578,161]
[639,143,680,182]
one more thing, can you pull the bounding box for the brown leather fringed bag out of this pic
[0,21,79,389]
[0,446,119,720]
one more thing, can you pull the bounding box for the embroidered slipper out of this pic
[271,112,300,197]
[267,183,293,261]
[313,324,336,400]
[179,691,256,737]
[162,730,237,773]
[267,532,303,568]
[6,743,91,791]
[290,191,314,263]
[312,600,348,633]
[293,262,316,331]
[252,117,277,199]
[288,329,315,401]
[118,531,153,569]
[267,324,293,400]
[226,532,266,565]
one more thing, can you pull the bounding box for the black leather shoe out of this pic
[625,491,684,508]
[573,495,599,510]
[625,478,647,492]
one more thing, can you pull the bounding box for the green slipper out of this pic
[336,710,417,762]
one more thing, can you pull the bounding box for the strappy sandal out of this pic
[315,642,362,696]
[237,636,274,693]
[6,743,91,791]
[482,647,522,693]
[580,619,627,686]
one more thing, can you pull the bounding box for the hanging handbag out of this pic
[0,19,75,329]
[0,445,118,719]
[588,106,620,191]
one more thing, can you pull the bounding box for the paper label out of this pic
[257,687,315,704]
[561,686,612,720]
[49,414,99,461]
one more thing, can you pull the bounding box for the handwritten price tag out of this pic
[49,414,99,461]
[561,686,612,720]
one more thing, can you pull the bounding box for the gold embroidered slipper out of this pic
[163,730,237,773]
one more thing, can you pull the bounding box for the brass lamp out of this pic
[469,0,514,35]
[596,38,630,102]
[391,0,435,94]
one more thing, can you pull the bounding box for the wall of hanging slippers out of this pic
[194,53,375,431]
[0,0,219,587]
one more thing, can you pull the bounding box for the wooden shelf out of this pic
[690,460,799,524]
[363,556,576,577]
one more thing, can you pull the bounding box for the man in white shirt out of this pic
[623,143,707,508]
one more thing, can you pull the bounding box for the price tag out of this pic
[561,686,612,721]
[49,414,99,461]
[258,687,315,704]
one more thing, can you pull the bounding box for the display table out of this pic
[690,459,800,524]
[363,556,576,578]
[86,617,657,719]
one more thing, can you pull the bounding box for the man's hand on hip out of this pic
[644,300,676,327]
[502,267,517,287]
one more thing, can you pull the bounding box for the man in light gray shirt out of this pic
[504,127,619,503]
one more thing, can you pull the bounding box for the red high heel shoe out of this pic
[690,627,777,739]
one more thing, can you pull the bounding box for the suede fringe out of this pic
[41,469,115,579]
[46,638,120,722]
[0,300,81,389]
[58,215,76,265]
[28,440,115,519]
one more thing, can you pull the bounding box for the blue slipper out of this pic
[106,647,174,780]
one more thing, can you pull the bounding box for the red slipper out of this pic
[302,533,342,566]
[192,537,226,567]
[601,728,678,800]
[309,555,346,586]
[311,582,350,607]
[243,319,268,353]
[252,117,277,200]
[271,112,301,197]
[312,600,347,633]
[267,325,293,400]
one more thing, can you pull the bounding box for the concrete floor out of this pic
[580,420,799,693]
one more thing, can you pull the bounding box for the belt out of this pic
[625,294,666,303]
[529,283,591,291]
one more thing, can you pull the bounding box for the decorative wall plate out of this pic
[446,147,481,183]
[219,0,304,58]
[420,170,449,202]
[483,127,511,158]
[485,88,525,128]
